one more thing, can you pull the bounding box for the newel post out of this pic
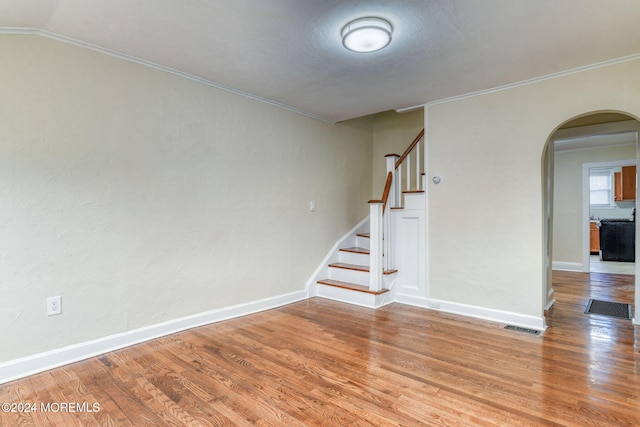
[385,154,400,208]
[368,200,384,292]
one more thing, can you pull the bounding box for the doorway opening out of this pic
[543,111,640,323]
[586,160,636,274]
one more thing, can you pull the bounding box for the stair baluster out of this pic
[368,200,383,292]
[394,128,425,207]
[316,128,424,299]
[385,154,400,208]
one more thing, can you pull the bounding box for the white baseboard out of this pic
[545,288,556,310]
[394,294,546,331]
[0,290,307,385]
[552,261,584,272]
[545,299,557,310]
[419,298,546,331]
[394,293,430,308]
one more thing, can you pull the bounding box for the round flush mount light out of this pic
[341,17,393,53]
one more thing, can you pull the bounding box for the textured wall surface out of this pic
[371,110,424,198]
[0,35,373,362]
[427,58,640,320]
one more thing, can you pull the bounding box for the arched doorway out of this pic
[543,111,640,324]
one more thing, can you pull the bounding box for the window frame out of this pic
[589,167,616,208]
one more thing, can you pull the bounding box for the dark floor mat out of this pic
[585,299,632,319]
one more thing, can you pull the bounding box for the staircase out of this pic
[313,129,425,309]
[316,231,397,308]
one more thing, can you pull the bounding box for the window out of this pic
[589,168,614,207]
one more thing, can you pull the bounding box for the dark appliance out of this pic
[599,219,635,262]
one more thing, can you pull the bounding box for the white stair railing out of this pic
[368,201,383,292]
[368,172,392,292]
[386,154,400,208]
[394,129,425,207]
[369,129,424,292]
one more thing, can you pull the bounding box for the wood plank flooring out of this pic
[1,271,639,426]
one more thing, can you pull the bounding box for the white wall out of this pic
[0,34,373,363]
[426,57,640,325]
[371,109,424,198]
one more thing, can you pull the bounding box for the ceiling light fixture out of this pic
[341,17,393,53]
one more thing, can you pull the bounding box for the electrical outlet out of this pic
[47,296,62,316]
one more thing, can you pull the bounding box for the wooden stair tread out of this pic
[402,190,425,194]
[356,232,370,238]
[317,279,390,295]
[328,262,368,272]
[328,262,398,275]
[340,247,369,254]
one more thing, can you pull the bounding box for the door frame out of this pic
[581,157,637,272]
[545,117,640,325]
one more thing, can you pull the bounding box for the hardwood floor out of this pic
[1,271,638,426]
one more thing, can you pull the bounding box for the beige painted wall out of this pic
[427,58,640,321]
[0,35,373,362]
[553,144,636,265]
[372,109,424,198]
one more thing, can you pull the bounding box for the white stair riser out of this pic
[356,236,370,250]
[316,284,394,309]
[328,267,369,286]
[383,273,397,289]
[338,251,370,265]
[403,192,425,210]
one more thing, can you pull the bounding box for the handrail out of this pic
[395,128,425,169]
[381,171,393,213]
[369,128,425,288]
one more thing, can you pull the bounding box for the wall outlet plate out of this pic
[47,296,61,316]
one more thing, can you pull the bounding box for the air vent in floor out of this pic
[504,325,540,335]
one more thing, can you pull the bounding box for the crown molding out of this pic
[425,52,640,107]
[0,27,335,124]
[4,27,640,122]
[553,120,639,141]
[395,104,425,114]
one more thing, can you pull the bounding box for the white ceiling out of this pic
[555,132,637,152]
[2,0,640,122]
[554,120,639,152]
